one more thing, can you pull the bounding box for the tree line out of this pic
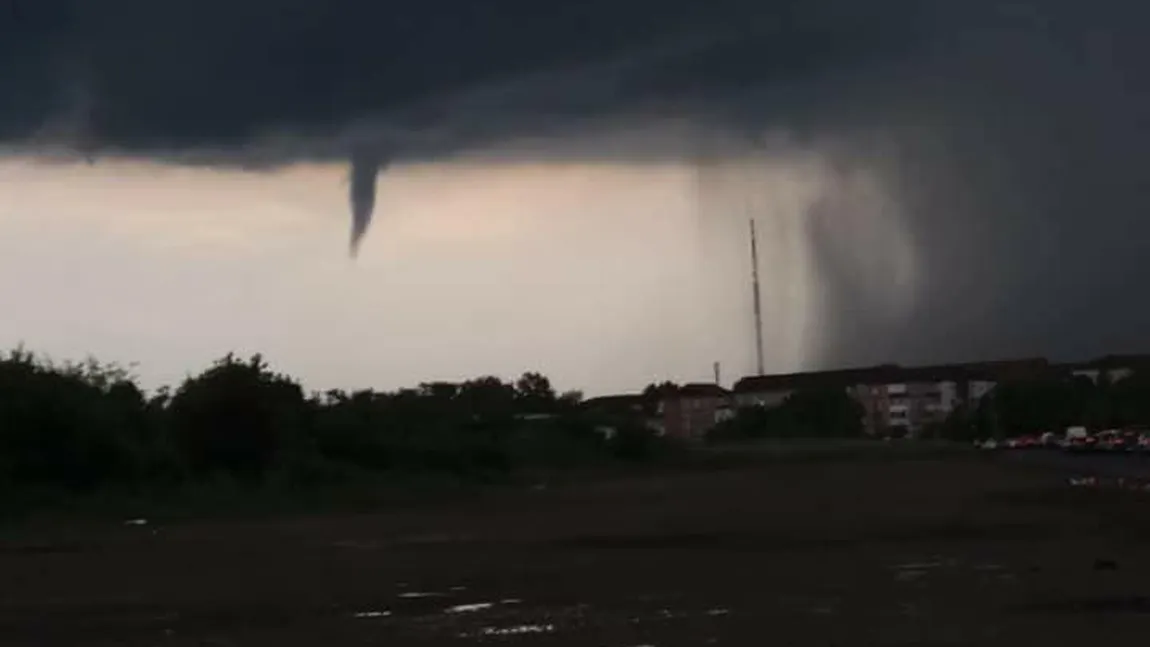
[0,348,673,499]
[706,388,866,443]
[704,368,1150,443]
[939,370,1150,440]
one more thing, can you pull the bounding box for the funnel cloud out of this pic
[2,0,1149,372]
[348,150,385,256]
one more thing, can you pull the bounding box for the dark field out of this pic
[5,452,1150,646]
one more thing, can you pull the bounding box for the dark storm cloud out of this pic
[2,0,1149,368]
[1,0,935,160]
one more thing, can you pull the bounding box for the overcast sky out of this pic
[1,0,1148,394]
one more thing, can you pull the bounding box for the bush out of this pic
[167,354,307,482]
[0,349,671,516]
[707,387,865,444]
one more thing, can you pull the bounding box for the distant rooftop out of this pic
[732,357,1054,393]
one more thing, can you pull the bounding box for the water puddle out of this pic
[351,610,391,619]
[895,560,946,570]
[445,602,495,614]
[363,591,735,642]
[891,559,951,583]
[398,591,444,599]
[471,623,556,637]
[889,556,1018,590]
[1067,475,1150,493]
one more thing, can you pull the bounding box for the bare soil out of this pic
[4,453,1150,646]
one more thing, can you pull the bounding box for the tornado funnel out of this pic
[348,150,385,257]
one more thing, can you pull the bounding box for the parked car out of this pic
[1135,433,1150,453]
[1096,429,1139,452]
[1096,429,1126,451]
[1017,434,1041,449]
[1062,426,1095,452]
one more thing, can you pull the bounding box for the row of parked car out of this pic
[978,427,1150,452]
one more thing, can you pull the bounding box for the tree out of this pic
[457,376,518,422]
[0,349,149,489]
[991,377,1078,435]
[640,381,678,415]
[707,405,775,443]
[776,388,865,438]
[515,371,556,413]
[167,354,306,481]
[707,388,864,443]
[557,390,584,410]
[1111,371,1150,427]
[0,344,690,505]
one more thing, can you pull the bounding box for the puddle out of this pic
[398,592,444,599]
[445,602,495,614]
[888,556,1020,590]
[895,561,945,570]
[892,559,947,583]
[352,610,391,619]
[476,623,555,637]
[381,594,733,641]
[1068,476,1150,492]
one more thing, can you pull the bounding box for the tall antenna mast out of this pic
[749,218,765,376]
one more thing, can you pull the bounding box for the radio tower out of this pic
[749,218,765,376]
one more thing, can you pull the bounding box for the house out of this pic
[659,383,733,440]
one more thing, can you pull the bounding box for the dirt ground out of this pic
[5,452,1150,646]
